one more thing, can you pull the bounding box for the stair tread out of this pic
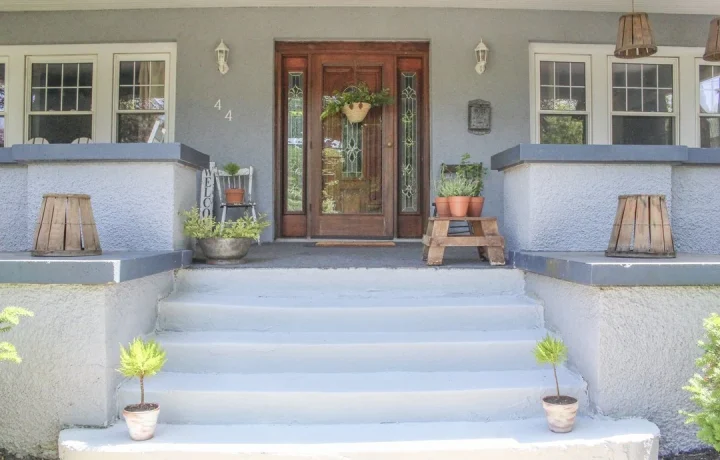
[119,368,584,393]
[161,292,539,308]
[60,417,659,454]
[156,329,547,345]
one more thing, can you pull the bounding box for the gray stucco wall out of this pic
[672,166,720,254]
[526,273,718,455]
[0,272,173,459]
[0,164,27,251]
[0,8,712,240]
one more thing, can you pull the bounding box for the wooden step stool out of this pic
[422,217,506,266]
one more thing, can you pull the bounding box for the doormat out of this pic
[314,241,396,248]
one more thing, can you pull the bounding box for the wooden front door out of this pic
[275,42,429,239]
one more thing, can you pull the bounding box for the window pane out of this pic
[78,88,92,111]
[117,61,166,111]
[0,116,4,146]
[540,61,554,85]
[659,89,674,113]
[643,89,658,112]
[540,86,554,110]
[287,72,304,212]
[540,115,587,144]
[627,89,642,112]
[572,88,586,111]
[78,64,93,86]
[29,114,92,144]
[118,86,134,110]
[612,116,674,145]
[399,72,418,214]
[555,62,570,86]
[62,88,77,111]
[31,64,46,87]
[117,113,165,143]
[701,117,720,148]
[31,89,45,111]
[46,88,61,111]
[570,63,585,87]
[119,61,134,85]
[642,65,657,88]
[63,63,78,87]
[699,65,720,114]
[658,64,673,88]
[150,61,165,85]
[627,64,642,87]
[0,63,5,112]
[47,64,62,87]
[612,63,626,87]
[613,88,626,111]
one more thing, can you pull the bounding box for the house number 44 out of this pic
[215,99,232,121]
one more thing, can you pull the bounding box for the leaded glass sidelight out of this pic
[286,72,304,212]
[400,72,418,213]
[342,120,363,179]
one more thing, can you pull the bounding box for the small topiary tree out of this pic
[534,335,569,399]
[0,307,34,364]
[683,314,720,451]
[118,338,167,409]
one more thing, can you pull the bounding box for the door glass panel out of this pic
[399,72,418,213]
[286,72,304,212]
[321,74,383,215]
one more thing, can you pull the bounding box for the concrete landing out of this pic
[59,417,659,460]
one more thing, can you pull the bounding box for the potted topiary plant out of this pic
[441,176,479,218]
[118,338,167,441]
[222,163,244,205]
[320,82,393,124]
[435,179,451,218]
[457,154,488,217]
[0,306,33,364]
[534,335,578,433]
[181,207,270,265]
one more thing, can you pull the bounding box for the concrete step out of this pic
[59,417,660,460]
[158,329,547,373]
[174,267,526,296]
[116,369,587,425]
[158,293,543,332]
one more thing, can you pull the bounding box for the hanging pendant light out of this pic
[704,17,720,62]
[614,0,657,59]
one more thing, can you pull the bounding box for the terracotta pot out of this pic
[468,196,485,217]
[435,197,451,217]
[123,403,160,441]
[448,196,471,217]
[342,102,372,123]
[542,396,579,433]
[225,188,245,205]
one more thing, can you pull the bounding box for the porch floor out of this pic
[192,242,501,269]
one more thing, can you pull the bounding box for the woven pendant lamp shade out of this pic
[614,12,658,59]
[705,17,720,62]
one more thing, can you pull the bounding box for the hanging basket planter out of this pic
[342,102,373,124]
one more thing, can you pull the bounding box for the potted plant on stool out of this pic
[534,335,578,433]
[222,163,244,205]
[442,176,479,218]
[457,154,487,217]
[181,207,270,265]
[435,179,451,218]
[118,338,167,441]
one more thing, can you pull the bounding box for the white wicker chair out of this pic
[214,166,258,241]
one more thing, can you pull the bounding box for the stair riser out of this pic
[161,341,541,373]
[117,386,588,425]
[175,269,526,296]
[159,304,542,332]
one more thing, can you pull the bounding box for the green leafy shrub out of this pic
[683,314,720,451]
[181,207,270,242]
[321,82,393,120]
[436,176,478,198]
[0,307,33,364]
[118,338,167,406]
[222,163,241,176]
[534,335,569,398]
[456,153,487,196]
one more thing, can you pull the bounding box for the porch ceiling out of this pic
[1,0,719,14]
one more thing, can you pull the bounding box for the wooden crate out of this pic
[606,194,675,258]
[31,194,102,257]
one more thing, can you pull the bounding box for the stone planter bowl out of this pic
[198,237,253,265]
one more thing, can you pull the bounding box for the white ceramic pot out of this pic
[123,404,160,441]
[542,396,579,433]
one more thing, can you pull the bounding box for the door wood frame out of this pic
[274,41,430,239]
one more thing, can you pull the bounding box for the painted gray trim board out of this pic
[0,250,192,284]
[512,251,720,286]
[8,143,210,170]
[0,147,14,163]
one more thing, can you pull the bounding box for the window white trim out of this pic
[696,59,720,148]
[607,56,679,145]
[530,43,707,147]
[0,56,8,148]
[112,53,173,143]
[533,53,592,144]
[0,42,176,146]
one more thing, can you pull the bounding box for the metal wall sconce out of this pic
[216,39,230,75]
[475,40,489,75]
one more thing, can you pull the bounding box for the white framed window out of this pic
[535,54,591,144]
[0,58,7,147]
[25,56,96,144]
[609,57,678,145]
[113,53,171,143]
[698,60,720,148]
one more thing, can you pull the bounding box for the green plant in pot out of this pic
[534,335,578,433]
[181,207,270,265]
[320,82,393,124]
[222,163,245,205]
[118,338,166,441]
[456,153,488,217]
[437,176,479,218]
